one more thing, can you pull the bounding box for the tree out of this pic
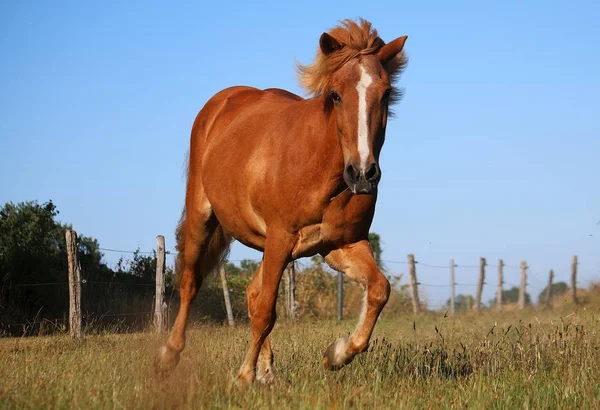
[537,281,568,304]
[446,294,475,312]
[78,235,103,268]
[224,262,241,276]
[487,286,531,306]
[77,235,115,284]
[240,259,259,276]
[368,232,385,271]
[0,200,70,329]
[0,199,175,334]
[128,248,158,280]
[0,200,64,282]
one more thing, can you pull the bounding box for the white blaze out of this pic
[356,65,373,170]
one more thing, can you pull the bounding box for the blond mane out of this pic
[296,18,408,102]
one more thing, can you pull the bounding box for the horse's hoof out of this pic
[154,345,180,375]
[323,337,354,371]
[256,368,275,385]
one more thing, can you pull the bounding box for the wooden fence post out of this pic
[496,259,503,312]
[474,257,486,312]
[408,254,420,314]
[449,258,455,317]
[291,262,297,319]
[219,265,235,326]
[284,262,297,320]
[65,229,82,339]
[154,235,167,333]
[337,271,343,322]
[518,260,527,310]
[284,264,291,318]
[545,269,554,308]
[571,255,578,304]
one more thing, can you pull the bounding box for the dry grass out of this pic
[1,306,599,409]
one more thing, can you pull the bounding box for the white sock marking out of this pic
[356,65,373,170]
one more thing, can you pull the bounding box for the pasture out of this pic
[2,307,599,409]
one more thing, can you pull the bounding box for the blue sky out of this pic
[1,1,599,308]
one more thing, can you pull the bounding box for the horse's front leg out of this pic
[321,239,391,370]
[237,231,292,386]
[245,263,275,384]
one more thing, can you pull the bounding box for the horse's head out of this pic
[319,33,407,195]
[295,18,408,195]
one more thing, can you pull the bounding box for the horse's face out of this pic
[328,58,389,195]
[321,35,407,195]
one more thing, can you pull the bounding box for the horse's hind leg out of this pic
[155,194,230,374]
[321,239,391,370]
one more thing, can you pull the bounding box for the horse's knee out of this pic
[247,279,278,329]
[246,282,259,301]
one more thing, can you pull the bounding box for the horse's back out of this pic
[195,86,302,139]
[263,88,304,101]
[206,86,303,112]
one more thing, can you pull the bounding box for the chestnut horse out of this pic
[155,18,408,385]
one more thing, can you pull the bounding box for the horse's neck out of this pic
[300,99,347,198]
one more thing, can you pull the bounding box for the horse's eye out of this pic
[330,91,342,104]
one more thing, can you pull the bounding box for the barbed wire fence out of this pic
[380,256,583,313]
[0,227,589,337]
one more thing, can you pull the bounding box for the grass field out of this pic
[1,306,599,409]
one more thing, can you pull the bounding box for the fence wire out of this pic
[3,242,588,332]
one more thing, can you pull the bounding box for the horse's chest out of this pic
[321,203,374,244]
[291,195,375,258]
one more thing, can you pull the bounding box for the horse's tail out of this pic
[174,207,187,277]
[174,206,231,281]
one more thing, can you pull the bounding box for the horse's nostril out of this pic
[345,164,359,183]
[364,163,379,182]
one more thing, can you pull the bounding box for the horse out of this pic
[155,18,408,385]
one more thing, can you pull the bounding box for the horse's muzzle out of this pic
[343,162,381,195]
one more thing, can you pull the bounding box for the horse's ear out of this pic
[377,35,408,64]
[319,33,343,55]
